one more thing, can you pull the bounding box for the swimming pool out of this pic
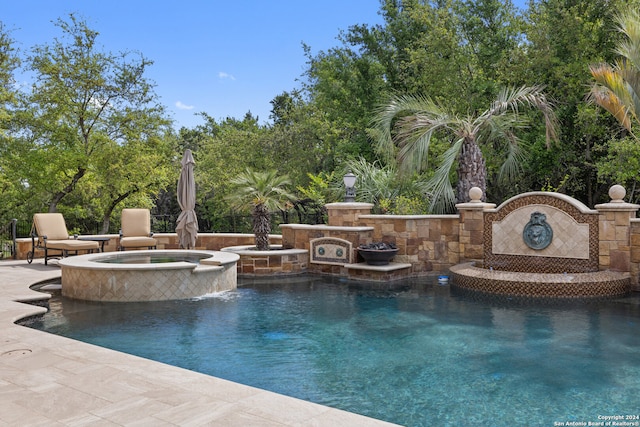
[94,252,212,264]
[28,276,640,426]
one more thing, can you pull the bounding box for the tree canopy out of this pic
[2,0,640,231]
[1,15,174,231]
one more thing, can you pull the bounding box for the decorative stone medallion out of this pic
[523,211,553,250]
[310,237,352,265]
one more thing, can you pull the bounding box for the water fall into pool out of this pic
[27,275,640,426]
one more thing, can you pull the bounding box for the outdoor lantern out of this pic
[343,172,356,203]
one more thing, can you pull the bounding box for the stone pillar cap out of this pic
[595,185,640,211]
[469,187,483,203]
[609,184,626,203]
[455,187,496,210]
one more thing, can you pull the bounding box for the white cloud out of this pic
[218,71,236,81]
[175,101,195,110]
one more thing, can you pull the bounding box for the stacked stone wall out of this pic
[356,215,460,274]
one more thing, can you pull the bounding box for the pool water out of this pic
[28,276,640,426]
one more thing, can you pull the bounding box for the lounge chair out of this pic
[27,213,100,265]
[118,208,157,251]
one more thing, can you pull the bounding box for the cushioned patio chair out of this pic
[27,213,100,265]
[118,208,157,251]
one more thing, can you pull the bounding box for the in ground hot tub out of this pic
[58,250,239,302]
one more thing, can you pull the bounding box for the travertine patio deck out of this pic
[0,259,399,426]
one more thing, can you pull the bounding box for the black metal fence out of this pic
[0,219,17,259]
[12,209,327,239]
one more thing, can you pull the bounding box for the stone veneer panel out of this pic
[492,205,589,259]
[222,246,309,276]
[484,194,599,273]
[344,262,412,282]
[357,215,460,276]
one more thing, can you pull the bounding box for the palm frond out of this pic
[498,131,528,183]
[481,85,558,147]
[374,85,557,205]
[618,64,640,125]
[226,168,294,213]
[589,63,633,130]
[426,139,462,214]
[475,113,528,182]
[616,8,640,70]
[341,157,399,203]
[372,93,454,173]
[394,113,454,174]
[589,7,640,133]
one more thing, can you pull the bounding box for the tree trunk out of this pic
[101,190,136,233]
[253,204,271,250]
[456,136,486,203]
[48,167,87,212]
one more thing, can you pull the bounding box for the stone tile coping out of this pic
[345,262,413,272]
[450,262,630,284]
[58,249,239,270]
[324,202,374,209]
[0,259,399,426]
[221,245,308,256]
[359,214,460,220]
[488,191,598,214]
[279,224,374,232]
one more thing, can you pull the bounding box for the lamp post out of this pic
[343,172,356,203]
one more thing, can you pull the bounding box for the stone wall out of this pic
[596,185,640,290]
[280,224,374,276]
[14,185,640,290]
[281,211,460,277]
[222,246,308,276]
[356,214,460,274]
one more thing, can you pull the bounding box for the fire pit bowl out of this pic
[357,242,399,266]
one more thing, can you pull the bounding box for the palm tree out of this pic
[589,8,640,135]
[373,86,558,213]
[226,168,295,250]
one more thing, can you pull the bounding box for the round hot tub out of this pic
[58,250,240,302]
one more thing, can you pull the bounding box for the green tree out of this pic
[90,131,176,233]
[373,85,558,212]
[17,14,170,214]
[587,6,640,203]
[521,0,627,206]
[268,90,339,182]
[192,113,272,231]
[337,0,524,110]
[589,7,640,134]
[0,22,22,222]
[596,135,640,203]
[297,0,528,203]
[0,21,19,134]
[302,42,386,162]
[225,169,295,250]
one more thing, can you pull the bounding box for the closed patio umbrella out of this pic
[176,149,198,249]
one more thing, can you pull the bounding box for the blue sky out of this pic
[3,1,387,129]
[4,1,528,130]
